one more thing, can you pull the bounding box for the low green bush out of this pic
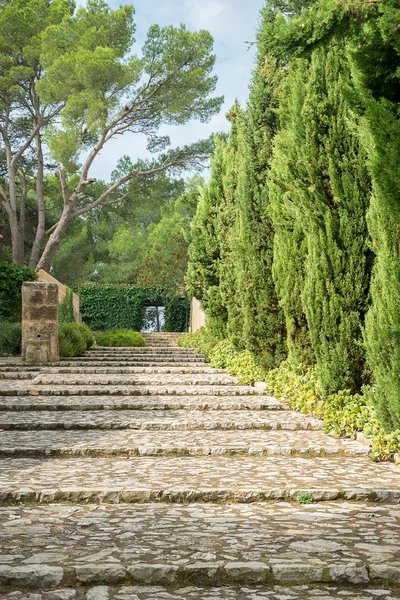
[79,323,94,350]
[0,322,22,355]
[59,322,87,357]
[263,361,400,463]
[95,329,146,347]
[0,263,37,322]
[178,327,400,463]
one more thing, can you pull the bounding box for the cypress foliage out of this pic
[233,54,287,368]
[186,137,228,336]
[354,0,400,429]
[270,40,372,394]
[269,60,315,369]
[218,105,244,348]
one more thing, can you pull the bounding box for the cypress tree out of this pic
[269,60,315,369]
[233,53,287,368]
[354,0,400,429]
[186,137,228,336]
[270,40,372,394]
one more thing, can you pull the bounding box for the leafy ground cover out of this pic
[179,329,400,463]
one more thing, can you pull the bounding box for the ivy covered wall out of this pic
[75,285,189,332]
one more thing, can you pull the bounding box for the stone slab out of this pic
[1,586,400,599]
[0,503,400,587]
[0,456,399,503]
[0,395,285,412]
[0,429,368,458]
[0,409,323,431]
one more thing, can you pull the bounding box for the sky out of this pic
[88,0,266,179]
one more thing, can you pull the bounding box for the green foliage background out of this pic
[0,263,38,322]
[76,285,189,332]
[186,0,400,430]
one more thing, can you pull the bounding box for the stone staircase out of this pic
[0,334,399,599]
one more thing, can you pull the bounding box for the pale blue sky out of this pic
[88,0,266,179]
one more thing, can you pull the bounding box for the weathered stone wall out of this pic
[190,297,207,333]
[38,270,81,323]
[22,282,59,364]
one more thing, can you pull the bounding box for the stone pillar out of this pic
[22,282,59,364]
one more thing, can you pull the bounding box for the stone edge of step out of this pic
[0,486,399,505]
[0,558,398,590]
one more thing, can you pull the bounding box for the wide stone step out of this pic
[87,348,198,354]
[0,372,36,380]
[2,587,400,600]
[39,366,224,375]
[61,357,206,363]
[0,502,399,590]
[0,456,399,504]
[0,429,368,458]
[0,409,323,431]
[0,394,286,412]
[0,382,262,397]
[31,374,238,386]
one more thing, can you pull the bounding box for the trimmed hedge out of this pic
[0,322,22,355]
[76,285,189,332]
[95,329,146,347]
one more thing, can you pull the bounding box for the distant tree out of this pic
[0,0,223,269]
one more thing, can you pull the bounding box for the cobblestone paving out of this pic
[0,409,324,430]
[0,456,399,503]
[1,587,400,599]
[0,503,400,587]
[0,429,368,457]
[0,395,285,412]
[1,342,400,596]
[0,382,262,396]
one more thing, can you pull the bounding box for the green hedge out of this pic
[0,263,37,321]
[76,285,189,332]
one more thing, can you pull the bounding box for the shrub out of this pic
[177,327,220,358]
[79,323,94,350]
[0,322,22,355]
[0,263,37,322]
[95,329,146,347]
[59,322,86,357]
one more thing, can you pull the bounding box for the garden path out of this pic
[0,333,399,599]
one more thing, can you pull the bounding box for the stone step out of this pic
[0,382,262,397]
[0,429,367,458]
[0,372,36,380]
[1,586,398,600]
[62,359,207,365]
[39,366,224,375]
[31,374,239,386]
[0,456,399,504]
[84,348,199,352]
[0,409,323,431]
[0,502,399,590]
[0,394,286,412]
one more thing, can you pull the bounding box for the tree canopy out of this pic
[0,0,223,269]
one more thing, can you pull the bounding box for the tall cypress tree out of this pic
[269,60,315,369]
[233,53,287,368]
[354,0,400,429]
[186,137,228,336]
[270,40,372,394]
